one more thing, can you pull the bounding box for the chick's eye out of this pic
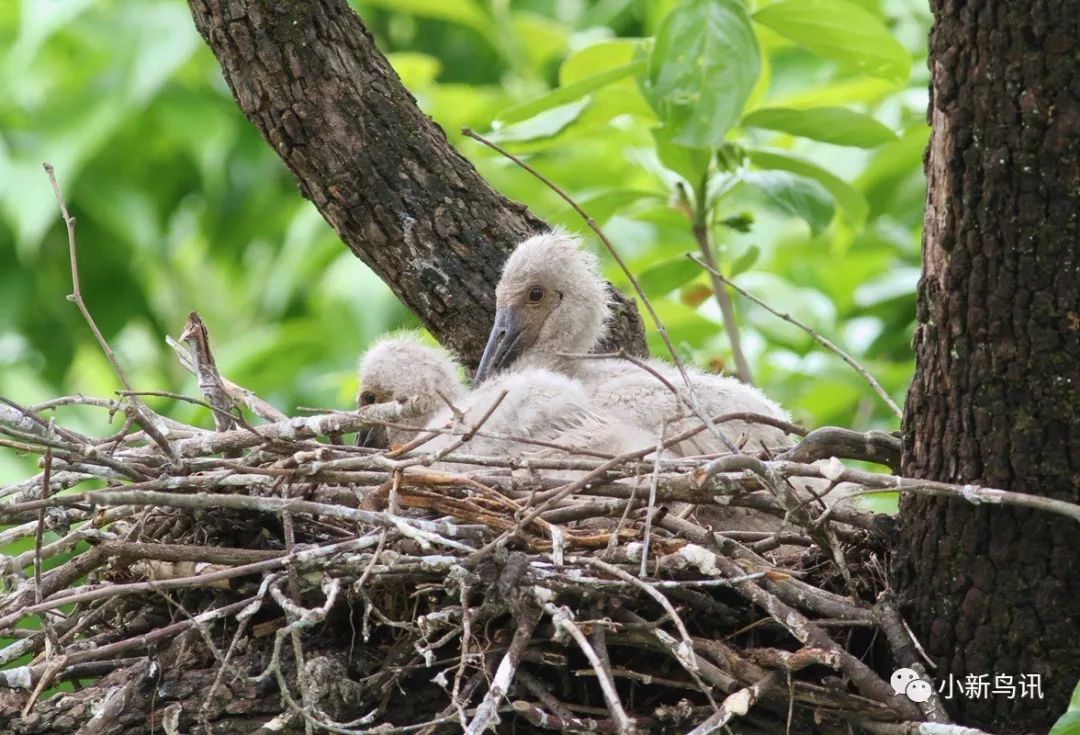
[527,286,545,303]
[360,391,377,406]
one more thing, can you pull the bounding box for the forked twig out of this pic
[42,162,178,459]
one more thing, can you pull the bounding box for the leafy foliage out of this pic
[1051,680,1080,735]
[0,0,932,491]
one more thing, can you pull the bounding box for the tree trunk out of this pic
[185,0,646,367]
[896,1,1080,732]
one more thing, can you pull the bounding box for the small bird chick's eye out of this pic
[360,391,376,406]
[527,286,545,303]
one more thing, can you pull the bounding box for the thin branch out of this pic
[689,253,902,418]
[43,162,179,458]
[685,180,752,385]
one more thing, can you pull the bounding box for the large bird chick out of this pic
[475,230,794,456]
[476,230,611,381]
[356,334,464,448]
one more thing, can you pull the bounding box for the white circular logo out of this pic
[906,679,932,703]
[890,668,920,696]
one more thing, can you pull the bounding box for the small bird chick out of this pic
[355,334,464,448]
[474,230,793,456]
[355,333,657,465]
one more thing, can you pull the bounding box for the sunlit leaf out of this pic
[747,148,869,227]
[358,0,495,41]
[560,38,647,84]
[645,0,760,147]
[742,170,835,236]
[512,12,569,66]
[736,272,836,346]
[768,76,900,109]
[853,266,920,307]
[730,244,760,275]
[855,125,930,218]
[753,0,910,81]
[854,491,900,515]
[488,98,590,143]
[497,60,646,124]
[1049,681,1080,735]
[638,256,701,296]
[742,106,898,147]
[387,52,442,87]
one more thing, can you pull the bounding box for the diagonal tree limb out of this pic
[184,0,646,367]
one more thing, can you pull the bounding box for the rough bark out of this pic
[185,0,646,367]
[895,1,1080,732]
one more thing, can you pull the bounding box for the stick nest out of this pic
[0,315,977,735]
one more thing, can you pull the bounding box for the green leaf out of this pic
[768,76,899,109]
[730,244,760,275]
[560,39,646,85]
[742,106,897,147]
[742,170,835,236]
[645,0,760,148]
[855,491,900,515]
[1049,681,1080,735]
[639,256,702,297]
[387,52,442,88]
[753,0,910,81]
[651,126,711,188]
[512,12,569,67]
[747,148,869,227]
[359,0,495,41]
[487,98,590,143]
[579,189,664,224]
[497,60,646,124]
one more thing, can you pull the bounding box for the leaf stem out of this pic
[688,177,753,385]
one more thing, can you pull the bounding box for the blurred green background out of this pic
[0,0,931,485]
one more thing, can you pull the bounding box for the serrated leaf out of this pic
[742,170,835,235]
[742,106,897,148]
[639,256,702,297]
[747,148,869,228]
[753,0,910,81]
[645,0,760,148]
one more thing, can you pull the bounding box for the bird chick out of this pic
[356,334,464,448]
[356,333,655,463]
[474,230,793,456]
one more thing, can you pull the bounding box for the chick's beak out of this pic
[474,307,525,384]
[356,425,387,449]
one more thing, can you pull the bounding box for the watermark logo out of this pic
[891,668,932,702]
[891,669,1045,702]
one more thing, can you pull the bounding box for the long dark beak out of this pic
[356,425,387,449]
[474,307,525,384]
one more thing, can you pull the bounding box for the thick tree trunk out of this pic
[185,0,646,367]
[896,1,1080,732]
